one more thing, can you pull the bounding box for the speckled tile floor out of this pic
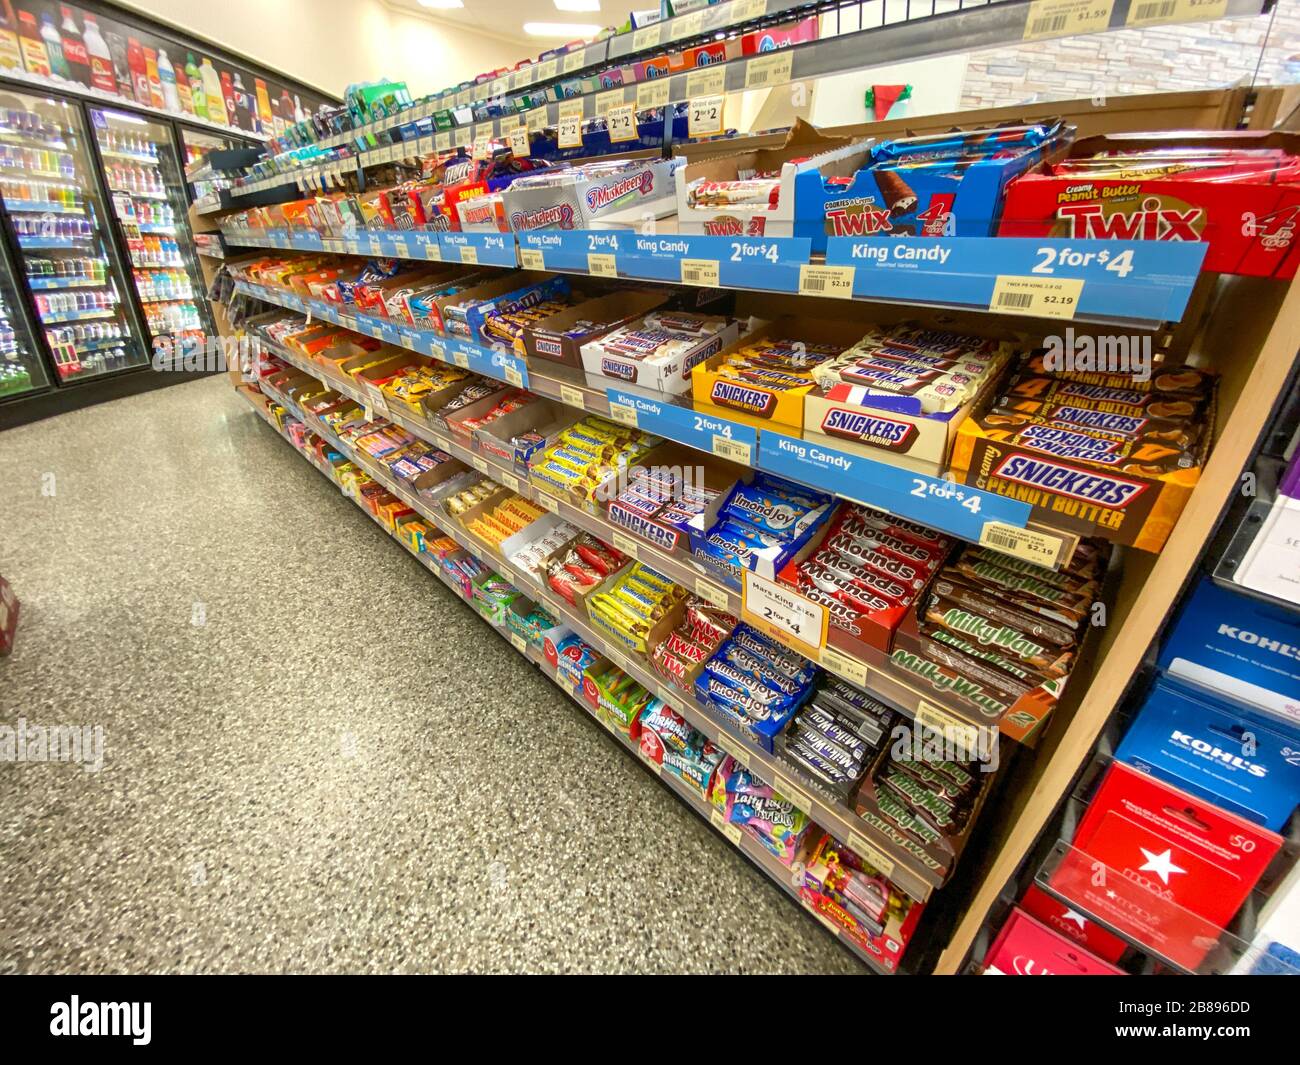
[0,376,862,974]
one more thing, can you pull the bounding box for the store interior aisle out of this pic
[0,377,859,974]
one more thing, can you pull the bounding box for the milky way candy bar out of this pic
[924,592,1074,678]
[783,738,853,787]
[881,766,971,832]
[966,544,1103,584]
[954,553,1094,627]
[933,573,1076,646]
[922,622,1058,694]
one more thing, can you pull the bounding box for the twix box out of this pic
[1000,130,1300,279]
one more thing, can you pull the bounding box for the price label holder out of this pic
[410,231,442,261]
[559,383,586,408]
[742,571,827,657]
[510,633,528,654]
[501,471,520,493]
[759,429,1031,543]
[733,0,768,20]
[519,247,546,271]
[604,388,756,465]
[535,58,558,81]
[670,10,705,40]
[693,577,732,611]
[632,24,664,51]
[562,50,586,74]
[458,243,479,265]
[537,492,561,514]
[798,264,855,299]
[611,531,642,560]
[452,127,471,149]
[587,252,618,277]
[636,79,671,110]
[847,831,896,880]
[979,521,1068,569]
[503,362,525,388]
[1127,0,1225,25]
[526,107,550,133]
[472,455,489,474]
[685,66,726,99]
[680,257,719,286]
[1022,0,1114,40]
[745,51,793,89]
[435,131,452,151]
[520,230,621,274]
[688,94,724,138]
[770,770,814,817]
[819,645,869,687]
[595,88,626,116]
[824,236,1207,323]
[914,699,990,762]
[989,274,1083,319]
[452,350,470,369]
[709,808,743,846]
[606,103,638,143]
[388,235,410,259]
[608,400,639,427]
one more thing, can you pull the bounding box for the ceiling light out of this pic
[418,0,464,9]
[523,22,602,36]
[553,0,601,11]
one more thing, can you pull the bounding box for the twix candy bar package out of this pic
[1000,130,1300,279]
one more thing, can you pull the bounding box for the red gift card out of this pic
[1019,883,1128,963]
[1051,763,1282,969]
[983,908,1125,975]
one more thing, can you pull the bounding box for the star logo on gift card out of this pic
[1060,908,1088,930]
[1138,847,1187,885]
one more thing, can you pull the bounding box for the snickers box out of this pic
[948,374,1216,553]
[690,317,862,433]
[999,130,1300,279]
[527,289,670,370]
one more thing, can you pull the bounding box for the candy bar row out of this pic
[231,117,1300,278]
[230,249,1214,555]
[252,386,928,971]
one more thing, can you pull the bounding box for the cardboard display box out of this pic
[527,289,670,370]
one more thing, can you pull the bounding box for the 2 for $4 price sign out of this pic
[742,572,827,657]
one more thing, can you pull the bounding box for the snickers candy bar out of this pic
[1004,374,1207,421]
[1015,357,1213,397]
[990,400,1201,450]
[975,417,1197,476]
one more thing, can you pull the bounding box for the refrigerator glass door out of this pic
[0,240,49,398]
[0,88,147,381]
[90,106,212,343]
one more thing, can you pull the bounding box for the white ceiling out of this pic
[392,0,617,46]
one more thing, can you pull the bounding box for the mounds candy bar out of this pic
[813,547,916,608]
[819,533,930,592]
[799,558,900,616]
[839,505,951,555]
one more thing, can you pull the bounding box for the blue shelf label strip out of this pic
[606,387,758,457]
[440,231,517,267]
[825,236,1208,322]
[758,430,1032,540]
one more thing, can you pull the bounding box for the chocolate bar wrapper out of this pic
[1003,374,1208,421]
[1014,358,1213,397]
[923,591,1074,679]
[973,417,1196,477]
[931,573,1076,647]
[953,553,1094,627]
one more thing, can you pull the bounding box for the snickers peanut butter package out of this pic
[949,351,1217,553]
[1000,130,1300,279]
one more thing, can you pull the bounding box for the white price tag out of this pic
[680,258,720,287]
[798,264,855,299]
[538,492,561,513]
[595,89,627,116]
[435,132,452,152]
[611,532,642,560]
[693,577,731,611]
[504,364,524,388]
[559,384,585,408]
[526,108,550,133]
[1022,0,1114,39]
[820,645,869,687]
[711,434,751,464]
[506,125,531,157]
[670,11,705,41]
[688,95,724,138]
[501,471,520,492]
[710,808,743,845]
[608,402,638,427]
[535,59,558,82]
[520,248,546,271]
[459,244,479,265]
[510,632,528,653]
[978,521,1065,567]
[632,24,665,51]
[562,50,585,74]
[452,351,470,369]
[989,275,1083,319]
[742,571,826,655]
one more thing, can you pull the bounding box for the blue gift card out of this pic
[1116,676,1300,830]
[1157,577,1300,732]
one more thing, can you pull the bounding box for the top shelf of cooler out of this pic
[258,0,1270,164]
